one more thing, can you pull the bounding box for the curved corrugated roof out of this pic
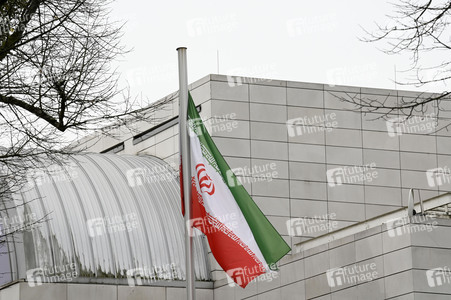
[0,154,210,286]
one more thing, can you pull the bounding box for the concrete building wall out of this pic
[76,74,451,284]
[3,217,451,299]
[0,282,213,300]
[4,74,451,299]
[213,218,451,300]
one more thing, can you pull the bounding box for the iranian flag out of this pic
[181,93,291,288]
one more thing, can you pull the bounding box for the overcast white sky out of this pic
[108,0,447,103]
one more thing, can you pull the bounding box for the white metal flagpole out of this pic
[177,47,195,300]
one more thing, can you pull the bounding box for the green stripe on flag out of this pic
[187,93,291,265]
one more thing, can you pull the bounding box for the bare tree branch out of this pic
[345,0,451,127]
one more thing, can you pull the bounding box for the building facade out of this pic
[1,74,451,299]
[79,73,451,247]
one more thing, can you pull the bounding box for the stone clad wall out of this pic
[199,75,451,251]
[73,74,451,295]
[213,218,451,299]
[80,74,451,249]
[0,283,213,300]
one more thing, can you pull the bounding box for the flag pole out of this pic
[177,47,195,300]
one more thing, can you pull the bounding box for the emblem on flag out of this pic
[196,163,215,195]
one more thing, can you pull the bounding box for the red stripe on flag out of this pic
[190,178,265,288]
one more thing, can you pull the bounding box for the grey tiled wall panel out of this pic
[82,76,451,292]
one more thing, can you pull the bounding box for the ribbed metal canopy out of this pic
[0,154,210,286]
